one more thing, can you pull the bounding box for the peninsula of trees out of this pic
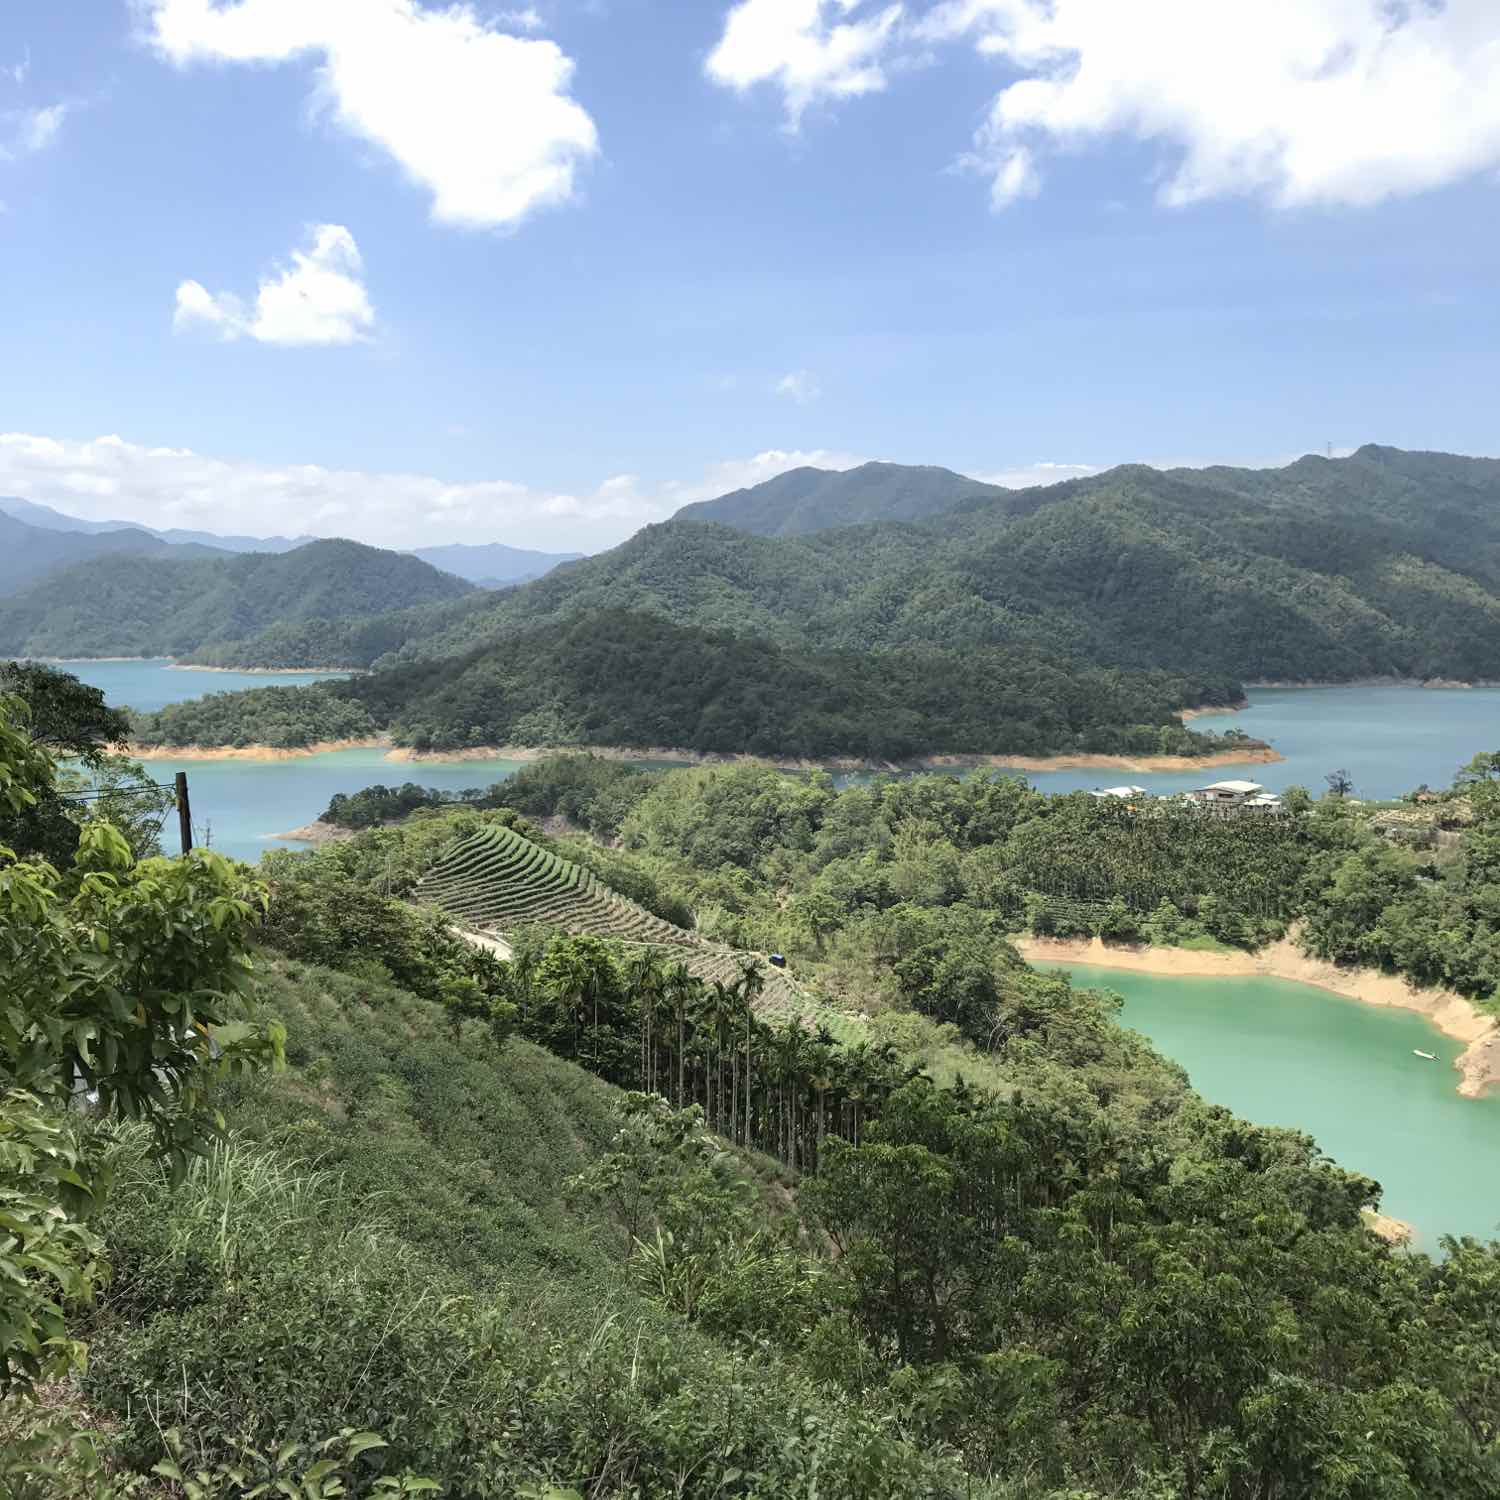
[127,609,1251,759]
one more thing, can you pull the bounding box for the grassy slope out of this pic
[76,954,968,1496]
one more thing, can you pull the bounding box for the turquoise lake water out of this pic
[1046,964,1500,1251]
[1022,683,1500,798]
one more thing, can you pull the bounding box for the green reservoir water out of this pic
[1023,683,1500,798]
[55,663,1500,865]
[56,658,347,713]
[1050,964,1500,1251]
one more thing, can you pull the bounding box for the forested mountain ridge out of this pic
[672,459,1006,535]
[345,444,1500,682]
[0,538,474,661]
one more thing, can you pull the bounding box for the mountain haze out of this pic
[671,460,1006,536]
[0,509,230,598]
[409,540,584,586]
[0,496,313,553]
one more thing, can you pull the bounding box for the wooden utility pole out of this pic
[175,771,193,855]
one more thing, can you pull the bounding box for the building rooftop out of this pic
[1202,779,1264,795]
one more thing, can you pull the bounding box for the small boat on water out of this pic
[1413,1049,1437,1061]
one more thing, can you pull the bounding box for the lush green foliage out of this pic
[68,954,975,1499]
[257,846,517,1038]
[320,781,475,829]
[130,610,1244,759]
[0,540,472,661]
[481,754,657,839]
[131,683,380,751]
[56,824,1500,1498]
[0,662,173,865]
[0,693,280,1398]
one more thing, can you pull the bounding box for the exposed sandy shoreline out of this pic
[360,741,1287,774]
[167,663,362,675]
[266,821,355,846]
[123,738,389,761]
[1178,701,1250,720]
[1018,934,1500,1099]
[1246,676,1500,690]
[1363,1210,1414,1245]
[126,737,1281,774]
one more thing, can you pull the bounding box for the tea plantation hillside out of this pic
[418,822,843,1032]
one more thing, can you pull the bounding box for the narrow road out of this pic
[455,928,514,962]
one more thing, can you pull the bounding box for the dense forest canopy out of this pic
[212,445,1500,683]
[127,609,1248,758]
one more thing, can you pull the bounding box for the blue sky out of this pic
[0,0,1498,551]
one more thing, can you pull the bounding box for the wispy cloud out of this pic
[774,369,823,404]
[0,101,70,162]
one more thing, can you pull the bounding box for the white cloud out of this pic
[774,369,823,403]
[973,460,1097,488]
[174,224,376,346]
[712,0,1500,212]
[707,0,904,126]
[930,0,1500,210]
[0,434,864,552]
[145,0,598,229]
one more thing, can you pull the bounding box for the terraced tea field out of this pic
[418,824,861,1037]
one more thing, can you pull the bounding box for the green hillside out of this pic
[129,608,1244,758]
[0,538,474,661]
[309,445,1500,684]
[672,459,1006,535]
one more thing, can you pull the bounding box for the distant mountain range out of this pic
[0,497,582,593]
[0,495,313,553]
[407,541,584,587]
[0,510,229,598]
[671,461,1004,536]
